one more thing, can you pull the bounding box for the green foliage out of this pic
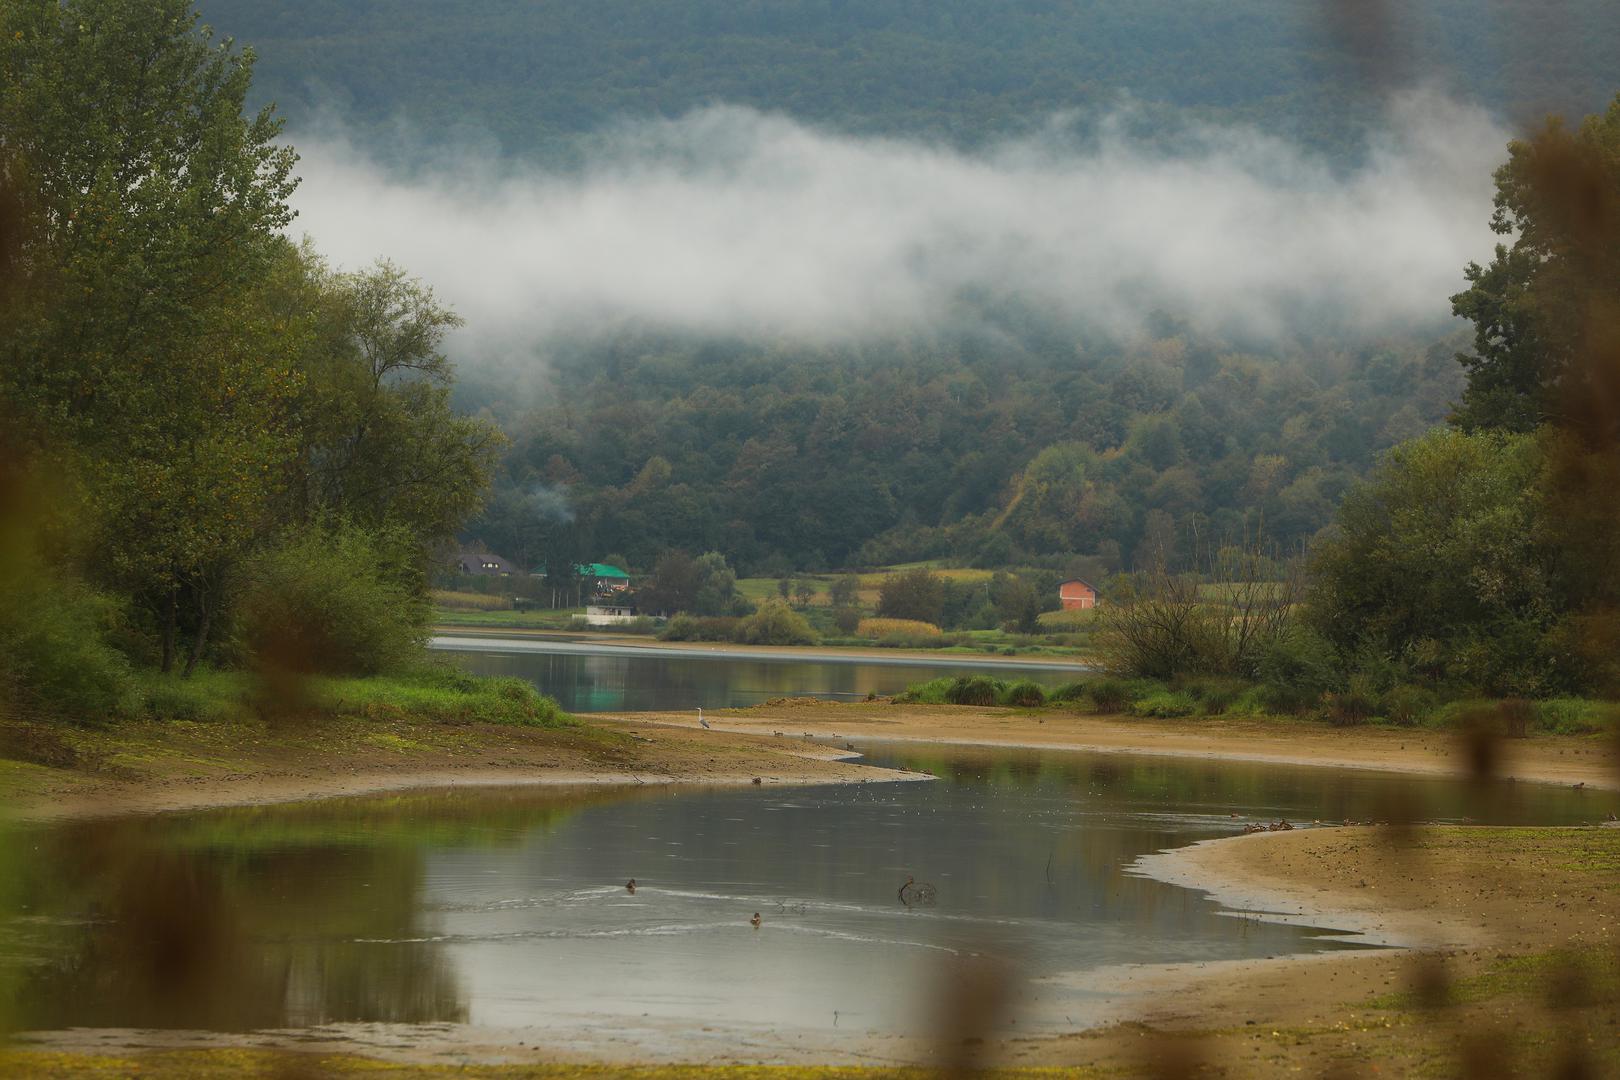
[1451,95,1620,437]
[1307,429,1567,696]
[330,667,572,728]
[203,0,1620,163]
[733,600,817,646]
[877,568,946,625]
[945,675,1003,707]
[1130,690,1198,718]
[0,564,134,722]
[1383,684,1440,727]
[1002,680,1047,707]
[1048,681,1089,703]
[476,339,1463,576]
[235,522,429,677]
[1087,678,1132,713]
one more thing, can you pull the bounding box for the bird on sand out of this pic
[750,912,762,929]
[699,707,710,730]
[626,878,637,893]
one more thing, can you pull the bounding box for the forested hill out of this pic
[203,0,1618,160]
[469,334,1463,577]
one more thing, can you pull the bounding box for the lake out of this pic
[5,742,1613,1060]
[431,633,1085,713]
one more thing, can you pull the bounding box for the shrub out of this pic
[1255,681,1317,715]
[857,618,942,639]
[1131,691,1198,718]
[1534,698,1608,735]
[1324,674,1379,727]
[323,667,573,728]
[1257,626,1342,699]
[1002,680,1047,707]
[894,676,955,704]
[1088,678,1132,713]
[237,522,428,677]
[0,564,134,722]
[1183,677,1245,715]
[661,615,739,642]
[1384,684,1439,727]
[832,607,862,634]
[1048,681,1089,703]
[735,601,817,646]
[946,675,1004,706]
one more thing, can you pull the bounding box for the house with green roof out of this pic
[533,562,632,596]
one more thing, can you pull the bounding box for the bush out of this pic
[1383,684,1439,727]
[1324,674,1379,727]
[1048,681,1089,703]
[661,614,740,642]
[1535,698,1617,735]
[893,676,955,704]
[857,618,942,640]
[1088,678,1132,713]
[735,601,817,646]
[1002,680,1047,707]
[1131,691,1198,718]
[0,565,134,722]
[1183,677,1245,715]
[946,675,1004,706]
[322,667,573,728]
[1257,626,1342,699]
[832,607,862,635]
[1254,681,1317,715]
[237,523,428,677]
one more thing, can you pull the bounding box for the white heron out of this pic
[699,707,710,730]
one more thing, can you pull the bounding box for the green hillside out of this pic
[201,0,1620,159]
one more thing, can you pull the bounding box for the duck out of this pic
[750,912,762,929]
[626,878,637,893]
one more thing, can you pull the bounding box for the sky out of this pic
[288,91,1510,365]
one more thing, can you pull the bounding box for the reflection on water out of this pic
[3,746,1615,1041]
[432,635,1078,713]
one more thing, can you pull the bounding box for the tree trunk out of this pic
[159,589,178,674]
[182,586,213,678]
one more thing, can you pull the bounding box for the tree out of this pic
[0,0,302,672]
[1450,94,1620,439]
[637,552,701,615]
[792,579,815,607]
[876,568,945,626]
[692,551,744,615]
[1306,429,1562,696]
[828,574,860,608]
[988,572,1041,633]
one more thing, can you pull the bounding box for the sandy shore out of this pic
[999,822,1620,1076]
[631,698,1620,791]
[0,714,922,822]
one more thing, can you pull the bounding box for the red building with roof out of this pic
[1058,578,1099,610]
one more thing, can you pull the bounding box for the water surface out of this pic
[4,742,1613,1050]
[432,633,1081,713]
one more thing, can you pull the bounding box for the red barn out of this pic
[1058,578,1099,610]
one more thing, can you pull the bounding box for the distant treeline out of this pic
[201,0,1620,160]
[469,333,1463,577]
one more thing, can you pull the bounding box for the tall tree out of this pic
[1451,94,1620,438]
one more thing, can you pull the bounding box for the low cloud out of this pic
[289,93,1508,361]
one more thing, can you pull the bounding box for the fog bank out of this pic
[290,94,1507,361]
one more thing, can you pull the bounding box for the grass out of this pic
[433,607,583,629]
[122,665,575,729]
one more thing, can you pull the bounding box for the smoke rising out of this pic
[288,93,1508,360]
